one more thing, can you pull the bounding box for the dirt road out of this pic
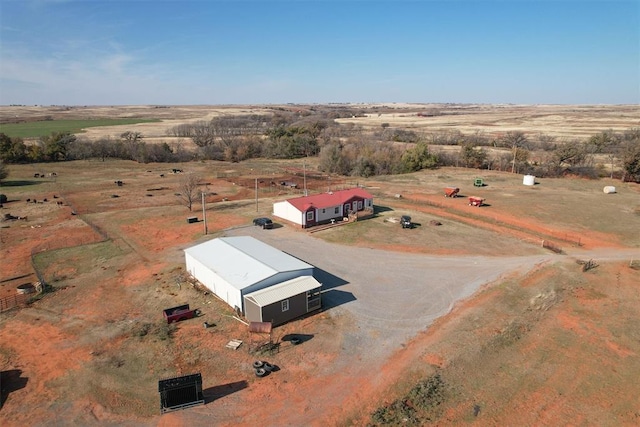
[226,225,554,362]
[186,225,556,425]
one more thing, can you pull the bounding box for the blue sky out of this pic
[1,0,638,105]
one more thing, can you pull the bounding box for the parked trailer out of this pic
[163,304,199,324]
[468,197,484,207]
[444,187,460,197]
[158,373,204,413]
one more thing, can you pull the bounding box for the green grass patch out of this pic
[0,118,160,138]
[32,240,126,281]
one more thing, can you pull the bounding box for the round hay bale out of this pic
[603,186,616,194]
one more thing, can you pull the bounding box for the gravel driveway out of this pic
[224,225,553,362]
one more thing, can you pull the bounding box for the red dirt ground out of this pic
[1,169,638,426]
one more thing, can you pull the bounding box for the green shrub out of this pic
[370,374,447,426]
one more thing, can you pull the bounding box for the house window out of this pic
[281,299,289,312]
[358,201,363,210]
[322,208,326,214]
[334,207,339,214]
[306,211,314,221]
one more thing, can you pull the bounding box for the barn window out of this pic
[357,201,363,210]
[281,299,289,312]
[334,207,339,214]
[322,208,325,214]
[306,211,314,221]
[307,288,321,311]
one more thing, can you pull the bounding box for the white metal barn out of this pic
[183,236,314,314]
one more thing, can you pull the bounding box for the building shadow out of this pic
[314,267,348,290]
[373,205,394,214]
[202,380,248,404]
[1,369,28,409]
[321,289,356,310]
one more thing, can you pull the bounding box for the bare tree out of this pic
[552,140,586,167]
[501,131,529,173]
[178,173,201,211]
[190,121,215,147]
[121,131,143,143]
[120,131,144,161]
[0,159,8,185]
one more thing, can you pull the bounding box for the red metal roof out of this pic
[286,188,373,211]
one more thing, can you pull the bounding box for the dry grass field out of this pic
[1,103,639,143]
[1,105,640,426]
[337,103,640,140]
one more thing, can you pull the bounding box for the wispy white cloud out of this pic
[99,54,135,75]
[0,42,166,105]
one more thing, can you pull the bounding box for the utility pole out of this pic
[303,160,307,196]
[202,191,208,235]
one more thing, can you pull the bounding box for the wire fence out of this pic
[26,192,112,301]
[0,293,30,313]
[400,194,582,248]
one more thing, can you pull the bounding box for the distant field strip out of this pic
[0,118,161,138]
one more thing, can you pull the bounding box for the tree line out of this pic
[1,110,639,182]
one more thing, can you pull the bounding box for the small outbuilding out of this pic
[184,236,314,315]
[273,187,374,228]
[244,275,322,326]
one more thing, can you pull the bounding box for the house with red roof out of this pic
[273,188,374,228]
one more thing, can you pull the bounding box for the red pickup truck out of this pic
[163,304,199,324]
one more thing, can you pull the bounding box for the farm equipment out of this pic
[468,197,484,207]
[474,178,484,187]
[444,187,460,197]
[163,304,199,324]
[400,215,413,229]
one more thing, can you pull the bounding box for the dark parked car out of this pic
[400,215,412,229]
[253,217,274,229]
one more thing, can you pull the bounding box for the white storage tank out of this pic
[523,174,536,186]
[603,186,616,194]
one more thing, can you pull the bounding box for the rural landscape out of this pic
[1,103,640,426]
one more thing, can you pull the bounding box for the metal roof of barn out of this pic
[284,188,373,211]
[244,276,321,307]
[184,236,313,291]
